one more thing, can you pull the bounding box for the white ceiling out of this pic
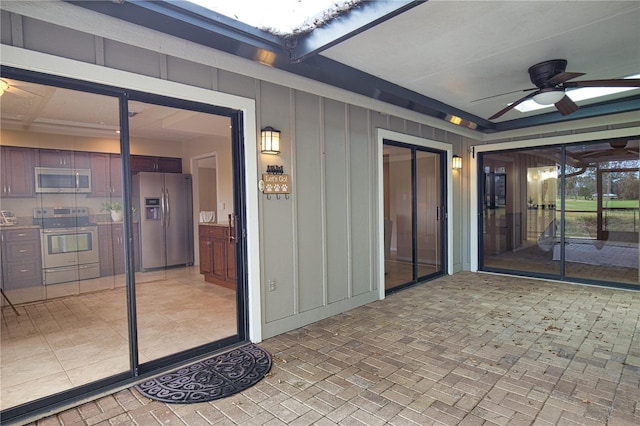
[0,80,232,141]
[322,0,640,123]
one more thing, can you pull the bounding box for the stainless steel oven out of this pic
[34,207,100,285]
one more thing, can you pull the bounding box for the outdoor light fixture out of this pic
[532,88,565,105]
[452,155,462,170]
[261,126,281,154]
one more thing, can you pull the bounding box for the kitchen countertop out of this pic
[0,224,40,230]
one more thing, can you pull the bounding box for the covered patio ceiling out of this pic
[69,0,640,134]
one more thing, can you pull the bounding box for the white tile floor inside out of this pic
[1,266,237,410]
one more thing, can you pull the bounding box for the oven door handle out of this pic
[43,265,79,273]
[42,228,91,234]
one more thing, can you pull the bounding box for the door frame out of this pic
[377,129,454,300]
[1,46,262,342]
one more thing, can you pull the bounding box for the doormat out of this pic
[135,343,271,404]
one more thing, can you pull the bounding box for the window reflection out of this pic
[481,139,639,286]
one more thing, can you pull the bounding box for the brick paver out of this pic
[22,272,640,425]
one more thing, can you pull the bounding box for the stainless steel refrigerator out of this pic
[133,172,194,270]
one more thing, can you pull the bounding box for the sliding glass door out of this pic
[479,139,639,287]
[383,141,445,292]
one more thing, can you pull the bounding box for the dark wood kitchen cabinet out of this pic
[199,224,235,289]
[0,228,42,289]
[98,223,139,276]
[36,148,90,169]
[0,146,35,198]
[91,153,122,197]
[130,155,182,174]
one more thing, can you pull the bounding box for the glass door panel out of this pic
[480,140,638,287]
[128,100,239,363]
[383,142,445,292]
[416,150,442,278]
[384,144,413,290]
[481,148,561,276]
[564,142,639,285]
[0,80,128,410]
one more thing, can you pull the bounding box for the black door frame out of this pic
[383,138,447,294]
[0,66,250,423]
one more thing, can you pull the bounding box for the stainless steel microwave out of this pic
[34,167,92,193]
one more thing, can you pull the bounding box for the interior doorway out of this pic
[383,140,447,292]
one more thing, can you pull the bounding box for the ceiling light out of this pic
[0,79,8,96]
[532,89,565,105]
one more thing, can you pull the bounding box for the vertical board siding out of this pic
[1,11,13,45]
[104,39,162,78]
[23,17,96,64]
[166,56,217,91]
[294,91,325,313]
[324,99,349,304]
[349,105,374,296]
[217,69,258,100]
[260,82,296,322]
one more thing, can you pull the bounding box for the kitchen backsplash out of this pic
[1,194,117,225]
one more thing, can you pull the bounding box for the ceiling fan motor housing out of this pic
[528,59,567,88]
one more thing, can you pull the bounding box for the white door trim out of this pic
[1,45,262,342]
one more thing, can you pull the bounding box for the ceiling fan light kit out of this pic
[532,89,565,105]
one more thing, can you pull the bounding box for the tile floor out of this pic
[17,272,640,425]
[1,267,237,411]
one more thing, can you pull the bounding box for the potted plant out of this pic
[102,201,123,222]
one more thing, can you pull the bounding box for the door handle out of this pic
[165,188,170,227]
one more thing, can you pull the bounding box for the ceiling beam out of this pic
[491,96,640,132]
[288,0,424,64]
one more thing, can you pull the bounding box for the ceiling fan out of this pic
[488,59,640,120]
[578,139,639,160]
[0,78,45,98]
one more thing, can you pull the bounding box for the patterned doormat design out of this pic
[135,344,271,404]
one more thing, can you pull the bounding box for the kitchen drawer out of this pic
[2,228,39,242]
[5,240,40,263]
[4,261,42,288]
[208,225,228,239]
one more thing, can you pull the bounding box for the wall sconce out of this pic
[452,155,462,170]
[261,127,281,154]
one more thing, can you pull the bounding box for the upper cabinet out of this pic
[131,155,182,174]
[36,149,91,169]
[91,153,122,197]
[1,146,35,198]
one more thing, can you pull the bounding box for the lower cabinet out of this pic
[199,224,235,289]
[0,228,42,290]
[98,223,139,276]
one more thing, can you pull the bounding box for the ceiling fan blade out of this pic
[554,95,578,115]
[564,78,640,88]
[489,91,538,120]
[547,72,585,85]
[471,87,537,103]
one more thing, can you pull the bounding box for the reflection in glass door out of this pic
[127,100,241,364]
[479,140,639,287]
[383,142,445,292]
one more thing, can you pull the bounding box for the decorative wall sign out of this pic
[262,173,290,194]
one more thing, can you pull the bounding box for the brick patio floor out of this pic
[24,272,640,425]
